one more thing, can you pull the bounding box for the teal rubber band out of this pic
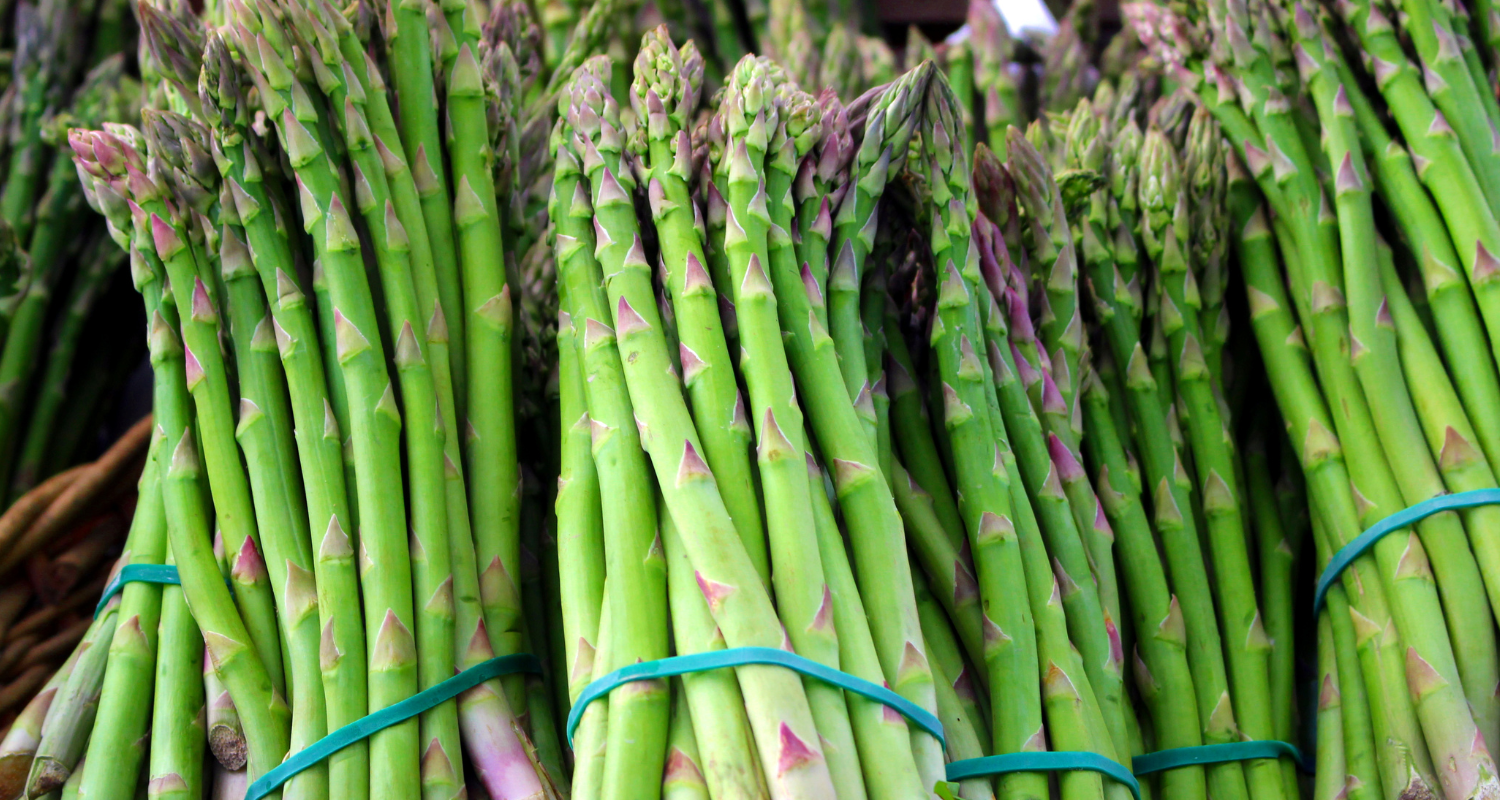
[945,751,1141,799]
[244,653,543,800]
[94,564,181,618]
[1133,741,1311,775]
[1313,488,1500,613]
[564,646,946,748]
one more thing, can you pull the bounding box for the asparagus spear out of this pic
[381,0,468,417]
[127,112,287,694]
[146,551,206,800]
[73,431,165,799]
[763,64,945,793]
[152,103,336,800]
[661,499,766,800]
[556,62,669,800]
[631,28,767,583]
[24,603,116,794]
[1231,191,1440,799]
[1140,123,1289,800]
[449,33,526,701]
[74,123,292,787]
[1080,374,1208,800]
[0,631,77,797]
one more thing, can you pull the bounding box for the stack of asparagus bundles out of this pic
[14,0,1344,792]
[1125,0,1500,795]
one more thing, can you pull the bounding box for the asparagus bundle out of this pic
[1120,0,1500,797]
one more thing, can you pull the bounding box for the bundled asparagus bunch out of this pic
[538,16,1310,800]
[37,0,671,791]
[1121,0,1500,796]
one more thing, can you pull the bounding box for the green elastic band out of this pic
[94,564,181,618]
[564,646,946,748]
[1314,488,1500,613]
[1133,741,1311,775]
[244,653,543,800]
[945,751,1140,799]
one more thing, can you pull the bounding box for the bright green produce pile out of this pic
[39,0,1500,797]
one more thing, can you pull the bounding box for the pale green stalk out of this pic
[805,455,928,800]
[76,432,167,799]
[26,603,118,794]
[146,551,206,800]
[449,39,526,702]
[762,64,945,792]
[555,72,669,800]
[631,30,767,584]
[661,501,766,800]
[385,0,466,412]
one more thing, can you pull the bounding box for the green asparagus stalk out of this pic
[660,499,766,800]
[7,238,123,500]
[0,632,77,796]
[925,156,1047,800]
[1326,35,1500,477]
[974,218,1129,776]
[1074,109,1254,800]
[126,115,287,693]
[1241,431,1300,800]
[148,101,333,800]
[555,63,670,800]
[885,316,966,549]
[75,121,292,788]
[827,58,920,402]
[1139,124,1287,800]
[24,601,117,794]
[712,59,865,796]
[910,568,990,757]
[146,551,206,800]
[1233,195,1440,800]
[662,680,710,800]
[290,11,469,791]
[449,36,526,695]
[381,0,468,416]
[554,305,606,708]
[764,63,945,793]
[804,453,928,800]
[631,29,767,583]
[2,4,57,242]
[1080,374,1207,800]
[1312,613,1345,800]
[74,430,166,799]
